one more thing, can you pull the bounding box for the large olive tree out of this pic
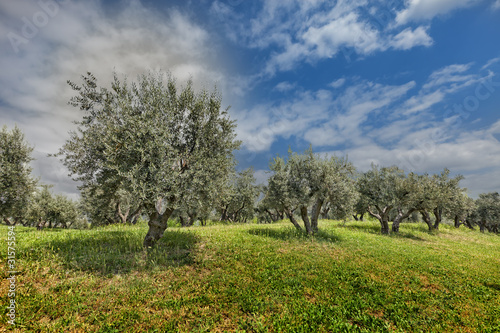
[57,72,240,246]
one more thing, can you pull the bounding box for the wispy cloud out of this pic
[214,1,436,77]
[395,0,483,25]
[389,26,433,50]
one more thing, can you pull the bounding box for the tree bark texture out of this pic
[392,208,415,233]
[310,199,323,233]
[367,206,391,234]
[433,207,442,230]
[143,207,175,247]
[420,210,434,231]
[300,206,313,234]
[285,209,303,232]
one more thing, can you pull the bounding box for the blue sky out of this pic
[1,0,500,198]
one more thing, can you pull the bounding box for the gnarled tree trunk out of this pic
[116,202,129,224]
[420,210,434,231]
[433,207,442,230]
[392,208,415,233]
[465,219,475,230]
[368,206,391,235]
[143,204,175,247]
[285,208,302,232]
[300,206,313,234]
[310,199,323,233]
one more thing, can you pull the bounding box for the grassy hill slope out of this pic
[1,220,500,332]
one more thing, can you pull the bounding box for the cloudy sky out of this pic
[1,0,500,199]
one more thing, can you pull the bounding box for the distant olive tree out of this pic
[217,168,260,223]
[0,125,38,225]
[80,185,142,226]
[57,71,240,246]
[409,170,467,231]
[471,192,500,233]
[27,185,81,229]
[357,165,414,234]
[267,148,357,234]
[255,184,284,223]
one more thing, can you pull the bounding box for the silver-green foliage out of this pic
[472,192,500,233]
[267,148,357,234]
[358,165,470,234]
[0,125,38,224]
[58,71,240,246]
[217,168,260,223]
[27,185,81,228]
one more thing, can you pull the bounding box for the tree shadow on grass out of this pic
[337,223,382,234]
[392,231,427,241]
[248,227,341,243]
[337,223,427,241]
[484,283,500,291]
[44,229,199,276]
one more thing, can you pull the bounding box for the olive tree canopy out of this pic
[0,125,38,225]
[58,71,240,246]
[267,148,357,234]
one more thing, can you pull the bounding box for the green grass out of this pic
[1,220,500,332]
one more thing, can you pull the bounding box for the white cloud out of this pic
[218,1,436,77]
[494,0,500,9]
[302,12,382,57]
[403,91,445,115]
[236,79,416,152]
[0,0,227,197]
[390,26,433,50]
[401,63,492,115]
[482,57,500,70]
[274,81,296,92]
[423,63,475,90]
[395,0,482,25]
[235,89,335,152]
[304,81,416,147]
[253,169,271,185]
[329,78,346,89]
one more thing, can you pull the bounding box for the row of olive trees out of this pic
[356,165,471,234]
[257,150,500,235]
[0,125,81,228]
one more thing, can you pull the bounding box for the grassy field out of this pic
[1,219,500,332]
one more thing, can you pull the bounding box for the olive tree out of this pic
[27,185,81,229]
[357,165,414,234]
[449,194,476,229]
[411,170,466,231]
[472,192,500,233]
[80,185,142,226]
[216,168,260,223]
[255,184,285,223]
[57,72,240,246]
[429,169,465,230]
[267,148,357,234]
[0,125,38,225]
